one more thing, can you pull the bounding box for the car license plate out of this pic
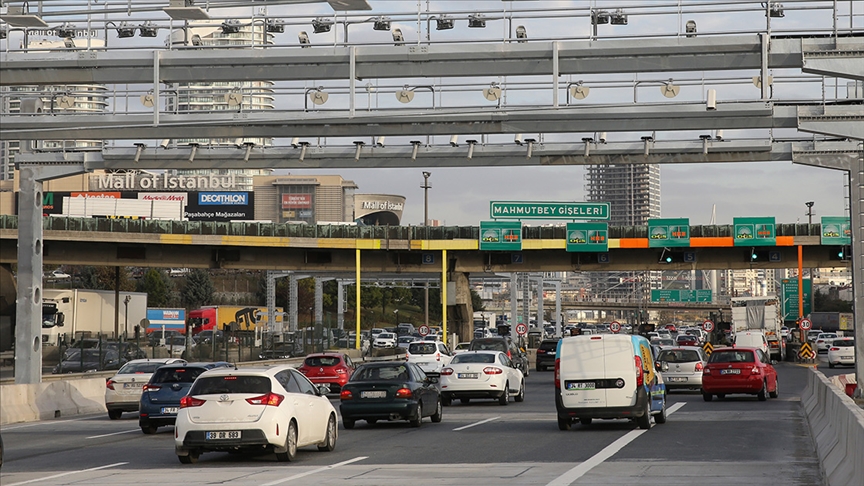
[667,377,687,383]
[566,382,595,390]
[161,407,178,414]
[123,383,143,388]
[206,431,240,440]
[720,369,741,375]
[457,373,478,379]
[361,390,387,399]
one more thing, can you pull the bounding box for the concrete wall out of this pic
[0,377,106,425]
[802,369,864,486]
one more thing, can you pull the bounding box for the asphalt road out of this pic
[0,359,848,486]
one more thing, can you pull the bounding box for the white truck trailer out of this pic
[42,289,148,345]
[731,296,785,361]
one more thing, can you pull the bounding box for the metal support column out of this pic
[852,143,864,398]
[510,273,518,337]
[266,271,276,334]
[289,274,298,332]
[536,276,544,329]
[15,167,43,384]
[337,279,345,332]
[554,280,562,338]
[520,275,529,342]
[314,277,324,348]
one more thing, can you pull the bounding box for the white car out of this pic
[452,342,471,355]
[439,351,525,406]
[827,337,855,368]
[163,335,195,358]
[373,332,397,348]
[104,358,186,419]
[174,365,338,464]
[815,332,839,353]
[406,341,452,375]
[655,347,707,391]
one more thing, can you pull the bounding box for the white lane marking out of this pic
[5,462,128,486]
[452,416,500,431]
[546,402,686,486]
[261,456,368,486]
[86,429,139,439]
[2,416,100,431]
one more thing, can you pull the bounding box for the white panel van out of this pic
[555,334,667,430]
[734,331,769,356]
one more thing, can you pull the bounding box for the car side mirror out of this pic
[317,384,331,396]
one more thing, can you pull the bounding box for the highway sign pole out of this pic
[442,249,447,345]
[356,249,361,351]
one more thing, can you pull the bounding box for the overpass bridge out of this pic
[0,215,850,273]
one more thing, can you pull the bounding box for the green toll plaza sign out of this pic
[479,221,523,251]
[647,218,690,248]
[733,217,776,246]
[490,201,610,220]
[650,289,712,303]
[820,216,851,245]
[566,223,608,252]
[781,278,812,320]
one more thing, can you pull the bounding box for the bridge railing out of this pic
[0,215,823,240]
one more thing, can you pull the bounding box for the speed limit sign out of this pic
[515,323,528,336]
[799,318,812,331]
[609,321,621,333]
[418,325,430,336]
[702,320,715,332]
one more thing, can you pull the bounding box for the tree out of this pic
[78,266,136,291]
[470,288,485,312]
[180,268,215,310]
[137,269,174,307]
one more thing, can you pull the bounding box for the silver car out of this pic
[656,347,708,391]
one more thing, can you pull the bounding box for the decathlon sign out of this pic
[199,193,248,205]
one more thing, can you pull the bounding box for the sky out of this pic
[1,0,857,227]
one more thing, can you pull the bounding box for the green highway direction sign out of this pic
[820,216,851,245]
[651,289,712,303]
[781,278,812,320]
[490,201,610,220]
[566,222,608,252]
[647,218,690,248]
[479,221,523,251]
[733,217,776,246]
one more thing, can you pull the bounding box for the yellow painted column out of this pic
[442,249,447,345]
[356,248,361,350]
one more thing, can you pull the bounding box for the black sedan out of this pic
[53,348,122,373]
[339,362,442,429]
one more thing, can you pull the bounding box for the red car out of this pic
[676,334,699,347]
[297,352,356,393]
[702,347,778,402]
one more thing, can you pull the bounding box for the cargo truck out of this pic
[41,289,148,345]
[731,296,785,361]
[188,305,283,334]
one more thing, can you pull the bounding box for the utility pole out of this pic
[422,171,431,328]
[805,200,815,286]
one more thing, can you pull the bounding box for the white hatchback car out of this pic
[104,358,185,419]
[174,365,338,464]
[655,347,707,391]
[439,351,525,406]
[373,332,397,348]
[827,337,855,368]
[406,341,452,375]
[815,333,839,353]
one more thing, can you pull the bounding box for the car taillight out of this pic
[340,389,353,400]
[703,366,711,375]
[695,362,704,371]
[830,347,839,351]
[440,367,454,376]
[335,367,348,374]
[246,392,285,406]
[554,359,560,389]
[750,366,760,375]
[537,349,546,354]
[395,388,413,399]
[179,396,205,408]
[142,384,161,392]
[436,353,441,362]
[635,356,644,387]
[483,367,503,375]
[507,350,512,359]
[106,379,116,390]
[298,368,308,375]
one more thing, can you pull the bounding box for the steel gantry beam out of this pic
[0,35,858,87]
[14,140,860,171]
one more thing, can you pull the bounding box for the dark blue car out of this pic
[138,362,231,434]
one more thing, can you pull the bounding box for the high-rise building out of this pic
[165,21,275,189]
[585,164,661,309]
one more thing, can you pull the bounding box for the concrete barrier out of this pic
[802,369,864,486]
[1,377,107,425]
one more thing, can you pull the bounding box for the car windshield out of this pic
[658,349,702,363]
[653,338,675,346]
[190,375,271,395]
[833,339,854,347]
[451,353,496,364]
[117,362,165,374]
[304,356,341,367]
[64,349,115,361]
[455,343,470,350]
[470,340,506,351]
[352,365,410,381]
[409,343,436,355]
[539,341,558,351]
[378,333,395,339]
[150,367,209,384]
[709,350,755,363]
[819,334,837,339]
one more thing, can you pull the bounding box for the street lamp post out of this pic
[422,171,431,328]
[123,295,131,341]
[805,200,815,287]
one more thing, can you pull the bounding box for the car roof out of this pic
[410,340,442,344]
[158,361,231,369]
[356,361,414,369]
[123,358,184,365]
[304,352,343,357]
[200,364,293,377]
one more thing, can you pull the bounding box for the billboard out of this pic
[282,194,312,209]
[30,191,254,221]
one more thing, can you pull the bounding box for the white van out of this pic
[555,334,667,430]
[734,331,770,356]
